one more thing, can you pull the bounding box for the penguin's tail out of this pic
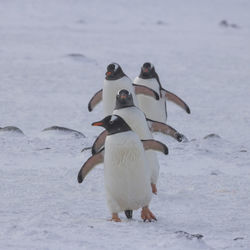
[124,210,133,219]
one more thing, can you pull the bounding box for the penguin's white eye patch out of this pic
[113,63,119,72]
[110,115,118,123]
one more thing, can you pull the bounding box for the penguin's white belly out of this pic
[134,77,167,122]
[103,76,138,116]
[113,107,160,185]
[104,132,152,213]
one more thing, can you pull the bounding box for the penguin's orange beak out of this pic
[120,94,127,99]
[143,68,149,73]
[106,71,112,76]
[92,121,104,127]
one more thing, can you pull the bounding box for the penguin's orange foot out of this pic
[109,213,121,222]
[141,207,157,222]
[151,183,157,195]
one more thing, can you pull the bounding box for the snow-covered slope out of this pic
[1,0,250,249]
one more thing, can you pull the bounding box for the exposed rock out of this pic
[42,126,85,138]
[219,20,240,29]
[0,126,24,135]
[66,53,97,64]
[175,231,204,240]
[234,237,244,241]
[203,133,221,140]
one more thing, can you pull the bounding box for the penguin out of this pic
[92,89,184,154]
[88,63,160,116]
[134,62,191,122]
[91,89,184,192]
[78,115,168,222]
[89,89,185,219]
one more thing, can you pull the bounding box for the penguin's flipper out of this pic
[77,149,104,183]
[88,89,103,112]
[146,118,184,142]
[91,130,108,155]
[161,88,191,114]
[141,140,168,155]
[133,84,159,100]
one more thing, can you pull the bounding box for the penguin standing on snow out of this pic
[88,63,160,116]
[91,89,184,187]
[134,62,191,122]
[90,89,185,219]
[78,115,168,222]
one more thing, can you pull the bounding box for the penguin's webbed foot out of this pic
[109,213,121,222]
[151,183,157,195]
[141,207,157,222]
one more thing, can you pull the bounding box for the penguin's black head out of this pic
[139,62,157,79]
[115,89,135,110]
[105,63,126,80]
[92,115,131,135]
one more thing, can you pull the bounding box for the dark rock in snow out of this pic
[230,23,240,29]
[175,231,204,240]
[203,133,221,140]
[211,171,218,176]
[220,20,229,27]
[37,147,51,151]
[0,126,24,135]
[234,237,244,241]
[219,20,240,29]
[156,20,166,25]
[210,170,223,176]
[42,126,85,138]
[239,149,247,153]
[77,19,86,24]
[67,53,86,60]
[66,53,97,64]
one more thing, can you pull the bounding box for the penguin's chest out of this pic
[134,77,166,122]
[104,132,151,211]
[104,133,144,171]
[103,77,138,115]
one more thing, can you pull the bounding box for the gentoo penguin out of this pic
[78,115,168,222]
[91,89,184,184]
[88,63,160,116]
[134,62,191,122]
[89,89,184,219]
[92,89,184,154]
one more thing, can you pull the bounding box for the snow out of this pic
[1,0,250,249]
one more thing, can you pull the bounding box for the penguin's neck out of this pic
[108,127,131,136]
[107,122,132,136]
[106,72,127,81]
[115,103,135,110]
[138,73,162,89]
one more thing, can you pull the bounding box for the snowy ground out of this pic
[1,0,250,249]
